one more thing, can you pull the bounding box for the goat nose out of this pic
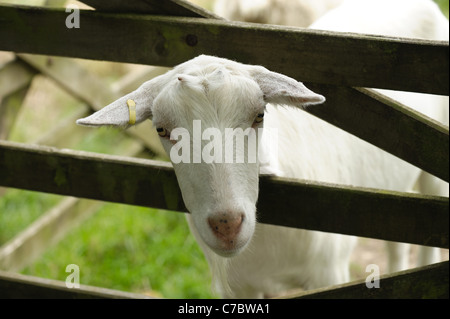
[208,213,244,248]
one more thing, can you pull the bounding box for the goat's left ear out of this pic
[249,66,325,108]
[76,80,157,128]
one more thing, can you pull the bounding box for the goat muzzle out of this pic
[208,212,244,251]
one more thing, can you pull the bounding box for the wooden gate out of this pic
[0,0,448,298]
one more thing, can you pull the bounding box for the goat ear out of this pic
[76,81,156,128]
[250,66,325,108]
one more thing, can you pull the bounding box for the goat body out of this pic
[310,0,449,273]
[214,0,344,27]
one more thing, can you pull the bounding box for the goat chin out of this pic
[204,239,249,258]
[201,231,253,258]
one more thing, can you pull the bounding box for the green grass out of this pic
[0,190,62,245]
[435,0,449,18]
[20,203,215,298]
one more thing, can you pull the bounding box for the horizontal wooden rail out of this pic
[0,4,448,95]
[0,140,447,248]
[287,261,449,299]
[0,270,153,299]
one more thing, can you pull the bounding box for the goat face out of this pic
[152,67,264,256]
[76,55,325,257]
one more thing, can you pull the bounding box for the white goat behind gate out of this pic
[76,0,448,298]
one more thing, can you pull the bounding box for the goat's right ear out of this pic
[76,80,157,128]
[249,66,325,109]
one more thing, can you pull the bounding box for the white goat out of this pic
[77,55,357,297]
[214,0,344,27]
[76,0,448,298]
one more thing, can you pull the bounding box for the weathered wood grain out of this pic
[0,141,447,248]
[286,261,449,299]
[0,270,154,299]
[258,175,449,248]
[0,5,447,94]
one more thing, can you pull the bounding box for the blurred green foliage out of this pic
[435,0,449,17]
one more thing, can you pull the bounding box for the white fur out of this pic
[310,0,449,273]
[310,0,449,40]
[214,0,344,27]
[77,0,448,298]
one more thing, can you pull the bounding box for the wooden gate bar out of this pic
[287,261,449,299]
[0,4,447,95]
[0,140,447,248]
[0,270,153,299]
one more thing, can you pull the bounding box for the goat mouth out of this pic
[208,233,251,257]
[211,243,247,257]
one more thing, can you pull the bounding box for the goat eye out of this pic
[156,127,168,137]
[254,113,264,124]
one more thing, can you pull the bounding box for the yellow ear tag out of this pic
[127,99,136,125]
